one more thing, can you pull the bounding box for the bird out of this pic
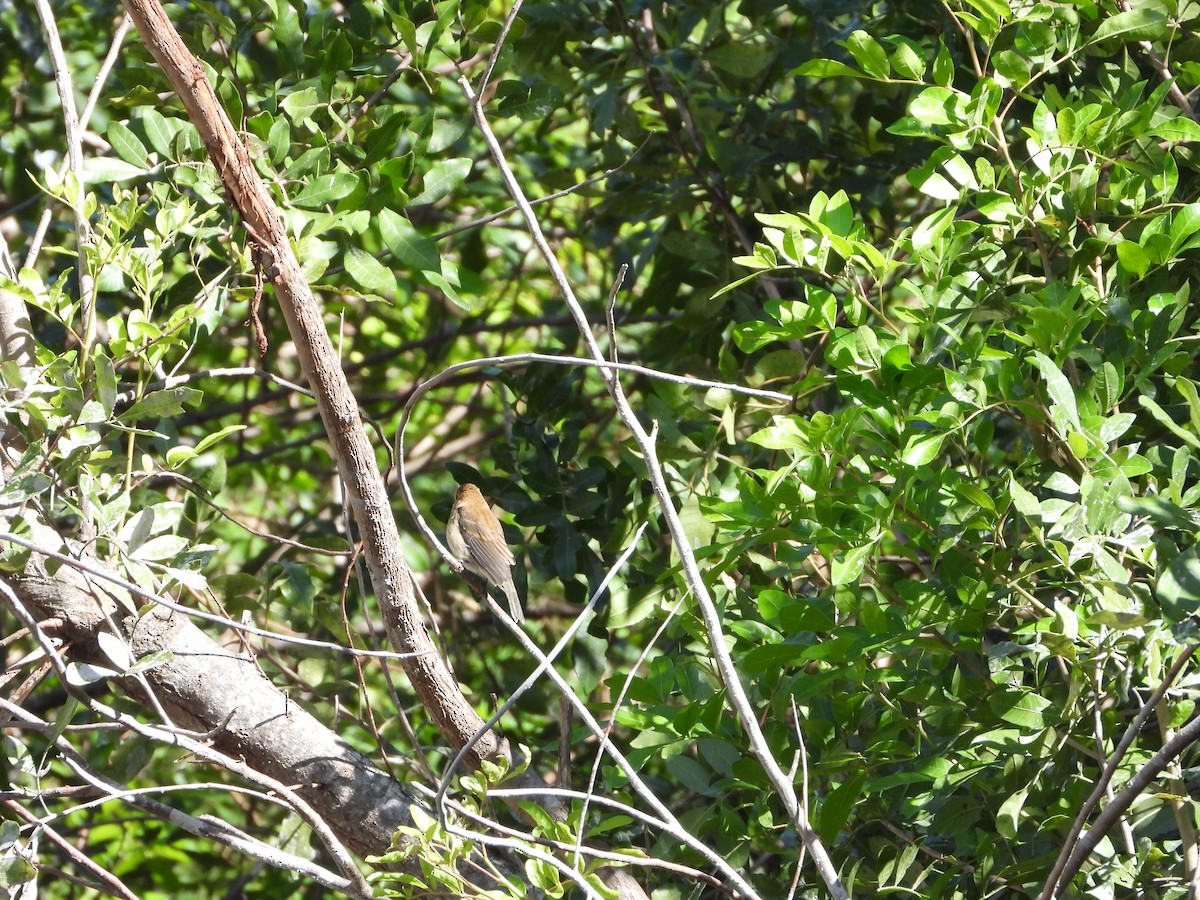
[446,483,524,623]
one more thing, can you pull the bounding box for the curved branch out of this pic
[460,75,849,900]
[119,0,507,772]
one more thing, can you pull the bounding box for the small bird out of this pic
[446,483,524,623]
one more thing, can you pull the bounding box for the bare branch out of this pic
[119,0,510,775]
[460,73,848,900]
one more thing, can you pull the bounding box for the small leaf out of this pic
[791,59,862,78]
[707,41,773,78]
[494,81,567,120]
[910,87,960,126]
[410,158,471,206]
[140,108,178,158]
[166,446,198,467]
[902,432,946,466]
[845,30,889,80]
[1117,495,1197,532]
[379,208,440,270]
[195,424,247,455]
[131,534,189,562]
[82,157,147,183]
[281,87,322,126]
[291,172,360,209]
[1158,544,1200,623]
[97,631,134,670]
[1090,8,1168,44]
[989,688,1053,730]
[121,387,202,423]
[831,543,873,586]
[1169,203,1200,258]
[106,122,150,168]
[66,661,119,686]
[890,42,925,80]
[819,772,869,840]
[1150,117,1200,144]
[344,248,399,297]
[1117,240,1150,277]
[1009,475,1041,517]
[93,350,117,416]
[1030,352,1081,433]
[997,787,1029,840]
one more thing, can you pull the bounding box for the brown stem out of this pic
[119,0,504,769]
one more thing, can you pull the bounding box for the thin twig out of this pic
[331,52,413,143]
[460,74,848,900]
[0,587,374,897]
[394,351,788,571]
[431,527,763,899]
[573,590,687,873]
[1117,0,1194,119]
[29,0,95,346]
[0,700,366,896]
[24,13,130,270]
[3,798,139,900]
[1042,643,1199,898]
[475,0,524,102]
[0,530,426,663]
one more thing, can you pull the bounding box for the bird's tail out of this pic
[504,582,524,624]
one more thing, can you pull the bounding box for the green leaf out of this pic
[1117,495,1198,532]
[139,108,178,158]
[378,208,440,270]
[281,87,322,127]
[1150,117,1200,144]
[106,122,150,168]
[121,388,202,423]
[166,446,197,467]
[291,172,359,209]
[910,87,961,126]
[1089,8,1168,44]
[1030,352,1081,434]
[344,248,399,297]
[707,41,773,78]
[131,534,189,562]
[902,432,946,466]
[932,39,954,85]
[1138,394,1200,450]
[890,41,925,80]
[996,787,1029,840]
[266,0,304,71]
[749,416,810,451]
[267,116,291,164]
[992,50,1030,87]
[494,81,567,120]
[831,543,873,586]
[818,772,869,840]
[93,350,117,416]
[195,424,247,454]
[1117,239,1150,277]
[1159,544,1200,622]
[82,157,147,183]
[989,689,1053,730]
[792,59,862,78]
[1008,475,1041,517]
[1169,203,1200,258]
[410,158,471,206]
[912,206,956,254]
[845,31,889,80]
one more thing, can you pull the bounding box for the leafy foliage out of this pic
[2,0,1200,896]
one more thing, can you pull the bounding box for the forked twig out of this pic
[458,66,849,900]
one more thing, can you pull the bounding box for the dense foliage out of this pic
[3,0,1200,897]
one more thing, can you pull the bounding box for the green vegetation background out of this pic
[3,0,1200,896]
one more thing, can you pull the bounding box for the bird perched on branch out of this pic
[446,483,524,623]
